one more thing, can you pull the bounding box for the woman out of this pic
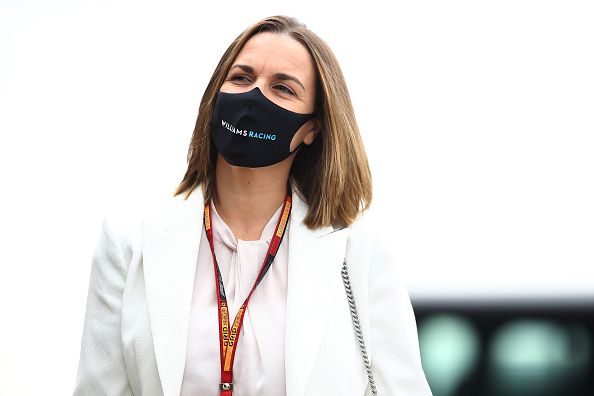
[74,16,432,396]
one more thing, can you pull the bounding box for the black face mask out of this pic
[209,87,316,168]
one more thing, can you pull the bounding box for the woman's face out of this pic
[220,32,320,150]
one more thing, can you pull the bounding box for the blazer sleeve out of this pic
[368,232,433,395]
[73,217,137,396]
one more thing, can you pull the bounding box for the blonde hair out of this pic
[175,15,372,229]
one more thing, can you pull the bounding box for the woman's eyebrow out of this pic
[229,64,305,91]
[229,64,254,73]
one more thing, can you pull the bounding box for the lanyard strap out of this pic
[203,186,292,396]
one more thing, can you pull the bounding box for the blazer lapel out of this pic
[285,191,349,396]
[143,190,204,396]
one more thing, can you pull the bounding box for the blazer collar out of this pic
[142,186,349,396]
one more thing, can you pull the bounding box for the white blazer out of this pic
[74,187,432,396]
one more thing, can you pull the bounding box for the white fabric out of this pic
[180,203,288,396]
[73,187,433,396]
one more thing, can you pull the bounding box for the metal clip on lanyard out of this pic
[203,185,292,396]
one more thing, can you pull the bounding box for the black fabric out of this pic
[210,87,316,168]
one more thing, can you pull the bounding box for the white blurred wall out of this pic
[0,0,593,394]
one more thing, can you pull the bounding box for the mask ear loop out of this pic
[288,141,305,154]
[288,113,318,154]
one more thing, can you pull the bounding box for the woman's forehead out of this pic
[233,33,316,86]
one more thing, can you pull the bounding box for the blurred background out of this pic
[415,300,593,396]
[0,0,592,395]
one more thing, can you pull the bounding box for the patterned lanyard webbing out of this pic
[203,186,292,396]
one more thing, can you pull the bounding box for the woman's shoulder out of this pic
[97,189,202,249]
[346,203,384,248]
[108,188,204,232]
[343,202,401,279]
[93,212,144,268]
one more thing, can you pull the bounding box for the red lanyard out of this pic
[203,186,292,396]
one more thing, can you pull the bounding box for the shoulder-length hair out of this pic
[175,15,372,229]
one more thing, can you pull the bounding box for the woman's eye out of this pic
[274,84,295,96]
[230,75,251,83]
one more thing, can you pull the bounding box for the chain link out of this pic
[342,261,378,396]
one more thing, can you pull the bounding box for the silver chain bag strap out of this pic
[341,261,378,396]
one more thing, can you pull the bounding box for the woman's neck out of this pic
[213,155,292,241]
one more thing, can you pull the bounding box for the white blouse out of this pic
[180,203,288,396]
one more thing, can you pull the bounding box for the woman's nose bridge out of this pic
[253,81,275,102]
[252,77,271,97]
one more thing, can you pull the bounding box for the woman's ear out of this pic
[303,117,322,146]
